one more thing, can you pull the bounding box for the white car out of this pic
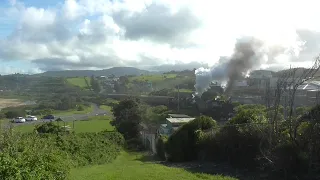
[26,115,38,121]
[13,117,26,123]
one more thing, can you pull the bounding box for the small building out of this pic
[158,114,195,136]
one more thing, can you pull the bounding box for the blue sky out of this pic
[0,0,61,74]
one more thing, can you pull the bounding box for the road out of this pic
[12,103,109,127]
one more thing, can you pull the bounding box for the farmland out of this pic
[66,77,91,89]
[128,74,177,83]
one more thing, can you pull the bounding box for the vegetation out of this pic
[0,128,124,179]
[112,98,143,140]
[14,116,114,133]
[166,116,217,162]
[66,77,91,89]
[128,74,177,83]
[69,152,237,180]
[90,75,101,93]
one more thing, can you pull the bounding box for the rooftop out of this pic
[168,114,191,118]
[166,118,195,123]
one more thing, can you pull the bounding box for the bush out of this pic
[54,132,123,166]
[272,143,309,178]
[126,138,144,151]
[0,132,71,180]
[156,135,168,160]
[5,110,25,119]
[35,122,66,134]
[166,116,217,162]
[77,105,85,111]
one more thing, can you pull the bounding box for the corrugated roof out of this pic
[166,118,195,123]
[168,114,191,118]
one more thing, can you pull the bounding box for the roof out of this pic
[166,118,195,123]
[160,124,167,128]
[168,114,191,118]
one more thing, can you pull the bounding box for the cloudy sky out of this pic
[0,0,320,74]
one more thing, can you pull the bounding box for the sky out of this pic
[0,0,320,74]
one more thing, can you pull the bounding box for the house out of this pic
[158,114,195,136]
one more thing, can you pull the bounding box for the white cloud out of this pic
[0,0,320,72]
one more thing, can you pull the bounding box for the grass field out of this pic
[54,105,94,116]
[128,74,177,83]
[66,77,91,88]
[100,105,112,112]
[14,116,114,133]
[69,152,237,180]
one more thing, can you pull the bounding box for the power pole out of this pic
[177,84,180,113]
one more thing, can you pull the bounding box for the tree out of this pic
[112,98,143,139]
[166,116,217,162]
[143,105,171,124]
[90,75,101,93]
[5,110,25,119]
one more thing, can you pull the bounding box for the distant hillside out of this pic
[35,67,155,77]
[274,67,320,78]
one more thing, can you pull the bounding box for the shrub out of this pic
[0,132,71,180]
[77,105,85,111]
[5,110,25,119]
[35,122,65,134]
[272,143,309,178]
[166,116,217,162]
[54,132,123,166]
[156,135,168,160]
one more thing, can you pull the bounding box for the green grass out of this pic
[66,77,91,88]
[174,88,194,93]
[128,74,177,83]
[14,116,114,133]
[54,105,94,116]
[99,105,112,112]
[69,152,237,180]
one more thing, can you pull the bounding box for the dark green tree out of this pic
[112,98,143,139]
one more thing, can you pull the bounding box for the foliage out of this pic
[166,116,217,162]
[54,132,123,166]
[0,131,71,180]
[0,111,5,119]
[142,105,171,124]
[35,122,66,134]
[77,105,85,111]
[0,128,125,180]
[90,75,101,93]
[156,135,168,160]
[112,98,143,139]
[5,110,25,119]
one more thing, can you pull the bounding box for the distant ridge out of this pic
[34,67,156,77]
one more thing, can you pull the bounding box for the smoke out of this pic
[194,36,291,96]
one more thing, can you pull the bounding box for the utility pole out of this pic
[177,84,180,113]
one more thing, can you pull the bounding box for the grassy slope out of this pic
[66,77,91,88]
[128,74,177,83]
[100,105,112,112]
[54,104,94,116]
[69,152,237,180]
[14,116,114,133]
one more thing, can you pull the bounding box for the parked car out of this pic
[13,117,26,123]
[42,114,55,120]
[26,115,38,121]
